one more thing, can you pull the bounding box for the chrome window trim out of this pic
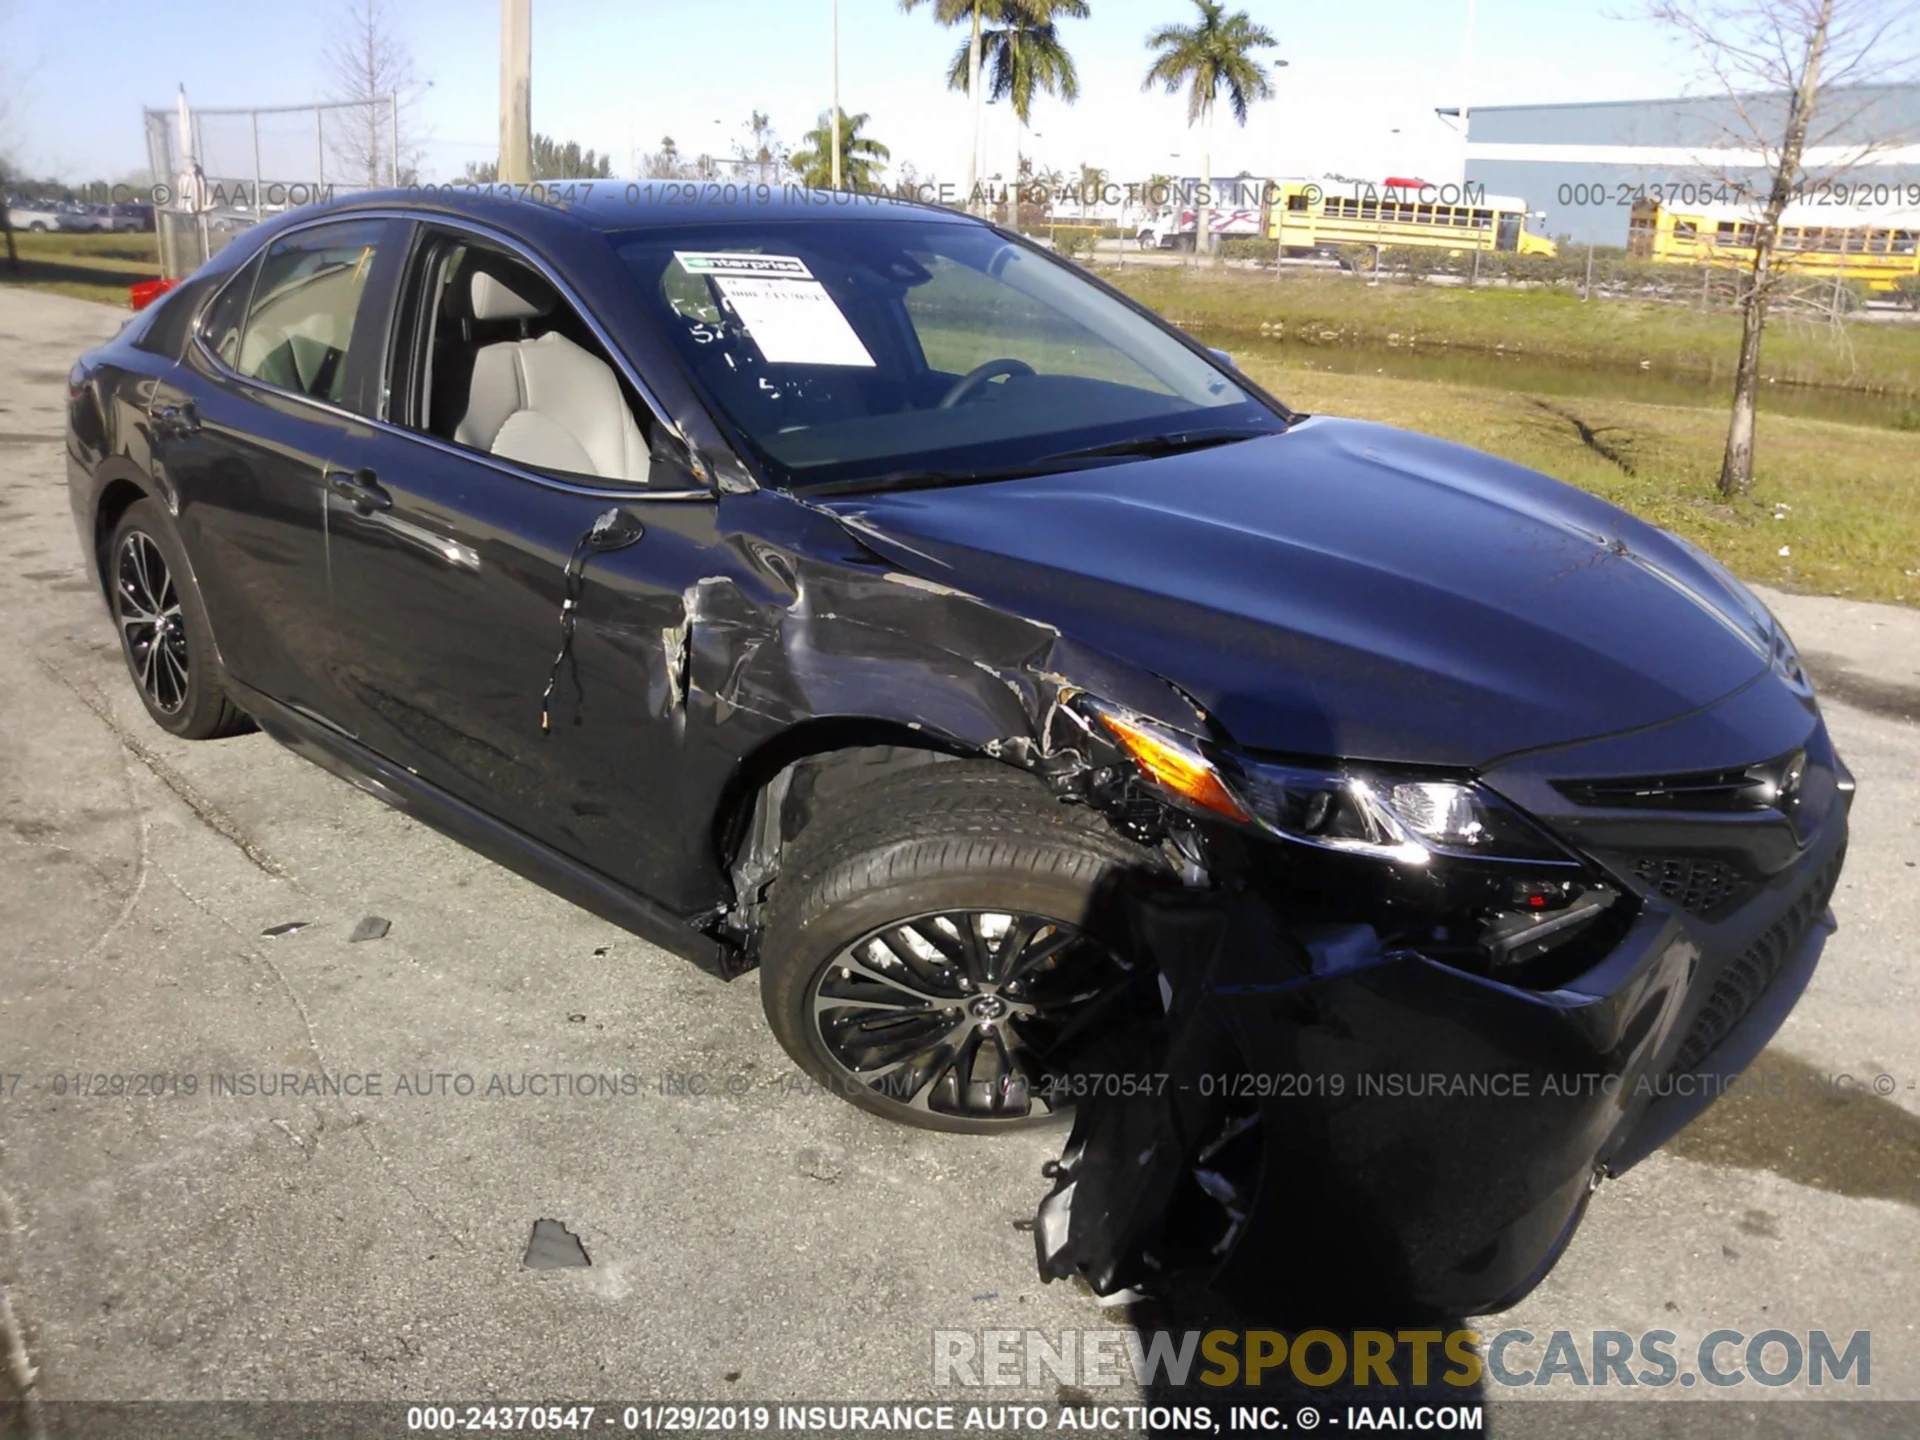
[188,207,713,503]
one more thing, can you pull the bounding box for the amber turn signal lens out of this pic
[1097,712,1252,823]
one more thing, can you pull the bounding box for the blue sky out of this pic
[5,0,1705,187]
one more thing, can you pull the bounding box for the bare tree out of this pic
[732,111,787,184]
[1650,0,1917,496]
[323,0,423,187]
[640,136,686,180]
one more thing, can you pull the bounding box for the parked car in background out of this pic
[63,187,1851,1315]
[5,197,63,232]
[102,202,156,233]
[54,202,107,233]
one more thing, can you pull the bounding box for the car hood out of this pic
[822,416,1776,767]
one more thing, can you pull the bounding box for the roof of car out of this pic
[330,182,981,235]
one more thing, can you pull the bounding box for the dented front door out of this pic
[318,424,733,905]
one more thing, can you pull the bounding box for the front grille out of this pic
[1667,847,1845,1074]
[1556,750,1806,813]
[1631,856,1750,917]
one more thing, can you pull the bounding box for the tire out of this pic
[759,759,1167,1133]
[106,500,251,739]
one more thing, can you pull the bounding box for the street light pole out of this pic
[830,0,843,190]
[1270,58,1288,280]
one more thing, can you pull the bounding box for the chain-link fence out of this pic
[143,96,399,277]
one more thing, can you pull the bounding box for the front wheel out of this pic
[758,761,1165,1132]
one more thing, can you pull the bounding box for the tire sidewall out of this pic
[763,848,1138,1135]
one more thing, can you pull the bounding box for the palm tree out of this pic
[1142,0,1276,262]
[1077,162,1109,221]
[945,0,1089,188]
[900,0,1063,213]
[790,109,890,190]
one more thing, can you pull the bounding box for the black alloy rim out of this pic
[808,909,1130,1122]
[115,531,189,714]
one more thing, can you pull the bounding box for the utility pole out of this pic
[830,0,843,189]
[1270,58,1288,280]
[499,0,533,184]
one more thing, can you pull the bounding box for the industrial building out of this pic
[1465,83,1920,246]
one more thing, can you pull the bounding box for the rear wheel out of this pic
[107,500,251,739]
[758,760,1165,1133]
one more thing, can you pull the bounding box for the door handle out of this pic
[325,467,393,513]
[151,401,198,436]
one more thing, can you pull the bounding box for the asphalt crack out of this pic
[35,655,289,879]
[157,866,471,1252]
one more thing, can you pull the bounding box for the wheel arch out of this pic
[92,474,156,601]
[708,714,1046,955]
[93,472,232,677]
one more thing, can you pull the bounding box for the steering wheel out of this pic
[937,357,1036,409]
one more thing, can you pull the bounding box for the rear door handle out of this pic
[325,467,392,513]
[151,400,198,436]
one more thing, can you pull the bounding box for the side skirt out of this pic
[226,679,745,980]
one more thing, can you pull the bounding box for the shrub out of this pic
[1049,225,1101,260]
[1219,235,1279,264]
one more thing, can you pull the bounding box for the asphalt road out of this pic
[0,288,1915,1436]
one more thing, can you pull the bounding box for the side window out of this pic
[198,255,261,368]
[234,219,388,404]
[396,232,652,485]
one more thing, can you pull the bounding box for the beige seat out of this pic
[454,272,650,484]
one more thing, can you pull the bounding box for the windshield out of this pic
[611,217,1286,491]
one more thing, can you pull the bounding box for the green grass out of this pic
[1,229,161,305]
[1099,266,1920,397]
[1251,359,1920,606]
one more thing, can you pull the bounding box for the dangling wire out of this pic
[540,507,644,735]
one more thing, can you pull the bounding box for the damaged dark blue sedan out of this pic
[65,186,1850,1315]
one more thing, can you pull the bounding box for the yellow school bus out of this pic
[1627,198,1920,291]
[1268,180,1559,262]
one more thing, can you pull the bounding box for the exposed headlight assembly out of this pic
[1225,761,1577,867]
[1086,703,1619,977]
[1087,703,1574,868]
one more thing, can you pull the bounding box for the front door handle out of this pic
[325,467,392,513]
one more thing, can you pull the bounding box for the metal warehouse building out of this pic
[1465,84,1920,246]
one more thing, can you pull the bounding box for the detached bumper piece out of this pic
[1033,816,1844,1317]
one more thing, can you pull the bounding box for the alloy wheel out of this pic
[115,531,190,715]
[808,909,1131,1123]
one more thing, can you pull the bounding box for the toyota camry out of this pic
[65,185,1850,1312]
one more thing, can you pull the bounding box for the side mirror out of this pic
[643,431,727,499]
[1207,346,1236,370]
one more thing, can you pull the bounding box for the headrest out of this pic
[471,270,550,322]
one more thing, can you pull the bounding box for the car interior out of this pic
[237,246,374,403]
[411,241,652,485]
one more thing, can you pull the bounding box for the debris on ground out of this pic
[522,1218,591,1270]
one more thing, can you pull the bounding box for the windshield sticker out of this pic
[674,251,813,279]
[709,275,876,368]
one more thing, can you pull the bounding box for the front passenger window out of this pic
[398,233,652,485]
[235,220,388,404]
